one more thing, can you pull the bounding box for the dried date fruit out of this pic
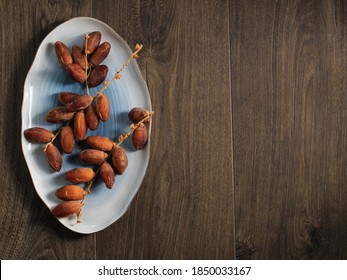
[79,149,108,165]
[45,143,62,172]
[45,107,75,123]
[60,126,75,154]
[111,146,128,175]
[55,185,85,201]
[58,92,79,105]
[66,63,87,83]
[89,42,111,67]
[87,65,108,87]
[128,107,151,123]
[132,123,148,150]
[95,93,110,121]
[52,201,83,218]
[54,41,72,66]
[85,105,99,131]
[99,162,115,189]
[65,95,93,112]
[86,136,115,151]
[24,127,54,143]
[65,168,95,184]
[85,31,101,54]
[72,45,89,70]
[73,111,87,141]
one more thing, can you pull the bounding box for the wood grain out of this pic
[1,0,347,260]
[230,0,347,259]
[93,0,235,259]
[0,0,95,259]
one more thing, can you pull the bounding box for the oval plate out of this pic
[21,17,151,234]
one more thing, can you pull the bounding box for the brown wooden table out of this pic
[1,0,346,260]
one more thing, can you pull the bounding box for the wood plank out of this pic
[0,0,94,259]
[230,0,347,259]
[93,0,235,259]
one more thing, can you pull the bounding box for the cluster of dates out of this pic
[23,30,149,222]
[24,31,112,172]
[55,31,110,87]
[25,91,110,171]
[52,107,152,219]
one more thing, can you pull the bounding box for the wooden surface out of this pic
[0,0,346,260]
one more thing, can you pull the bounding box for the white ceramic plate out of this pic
[21,17,151,234]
